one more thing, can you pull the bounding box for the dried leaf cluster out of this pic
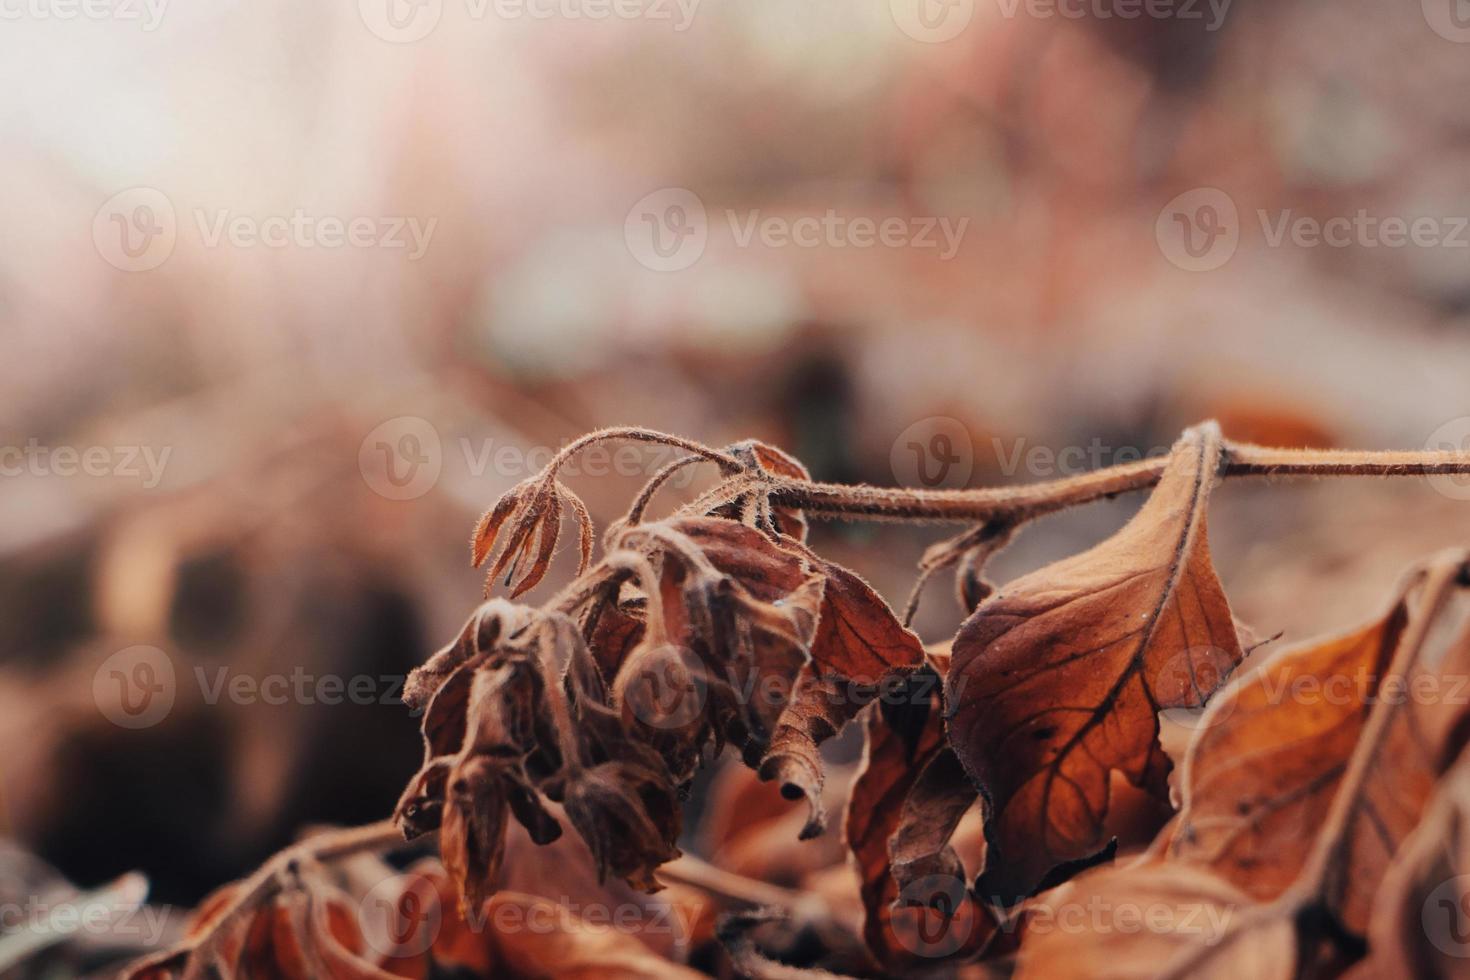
[124,424,1470,978]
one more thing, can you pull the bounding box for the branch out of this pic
[763,439,1470,524]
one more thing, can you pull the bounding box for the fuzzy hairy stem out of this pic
[546,427,744,481]
[762,440,1470,524]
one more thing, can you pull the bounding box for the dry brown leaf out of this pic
[802,551,927,685]
[757,668,864,839]
[1363,749,1470,978]
[754,546,926,836]
[1164,602,1410,904]
[1166,553,1470,933]
[471,476,592,599]
[483,891,705,979]
[948,423,1245,902]
[1012,862,1295,980]
[845,659,996,972]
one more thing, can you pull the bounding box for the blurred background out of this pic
[3,0,1470,970]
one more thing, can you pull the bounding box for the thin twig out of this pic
[762,440,1470,524]
[658,854,820,914]
[169,820,413,980]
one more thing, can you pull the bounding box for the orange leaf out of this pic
[947,423,1245,902]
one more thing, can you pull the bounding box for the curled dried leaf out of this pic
[403,599,536,711]
[756,669,866,840]
[887,747,977,896]
[563,760,682,893]
[471,476,570,598]
[845,656,995,972]
[440,757,514,916]
[948,424,1246,903]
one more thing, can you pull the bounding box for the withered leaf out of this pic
[485,892,705,979]
[845,657,995,972]
[128,865,393,980]
[1013,862,1295,980]
[715,906,863,980]
[562,759,682,893]
[440,757,515,917]
[403,599,535,712]
[726,439,814,542]
[1166,552,1470,934]
[644,517,825,762]
[1363,749,1470,978]
[367,859,702,979]
[584,590,647,685]
[948,423,1245,903]
[802,551,926,685]
[756,667,865,839]
[887,746,978,893]
[1163,601,1410,904]
[751,549,926,831]
[471,477,591,599]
